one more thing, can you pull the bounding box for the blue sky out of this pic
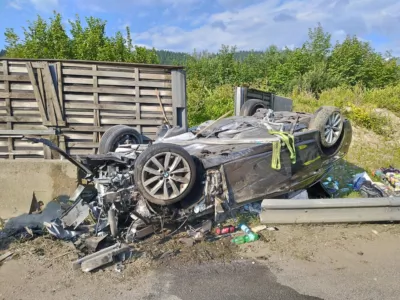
[0,0,399,55]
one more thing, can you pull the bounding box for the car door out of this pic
[222,143,293,205]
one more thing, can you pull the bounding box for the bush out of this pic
[364,85,400,115]
[291,85,393,136]
[187,81,234,127]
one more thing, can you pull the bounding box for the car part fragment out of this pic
[23,136,94,176]
[72,242,131,272]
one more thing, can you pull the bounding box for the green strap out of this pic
[271,140,281,170]
[269,130,296,170]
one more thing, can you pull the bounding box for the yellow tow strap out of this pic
[269,130,296,170]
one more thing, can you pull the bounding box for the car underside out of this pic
[26,106,352,242]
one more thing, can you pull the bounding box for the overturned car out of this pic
[27,105,352,241]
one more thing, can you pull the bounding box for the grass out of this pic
[291,86,394,137]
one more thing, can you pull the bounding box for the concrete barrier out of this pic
[0,160,78,219]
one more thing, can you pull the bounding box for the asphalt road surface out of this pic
[140,261,321,300]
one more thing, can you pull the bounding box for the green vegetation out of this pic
[4,12,159,63]
[3,13,400,171]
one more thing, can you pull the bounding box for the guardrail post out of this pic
[171,70,187,130]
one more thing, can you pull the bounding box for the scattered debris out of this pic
[357,251,364,256]
[83,235,108,252]
[323,177,340,194]
[59,186,90,229]
[266,226,278,231]
[205,233,232,242]
[373,167,400,194]
[288,189,309,199]
[187,219,212,238]
[73,242,131,273]
[240,202,262,214]
[372,230,379,235]
[231,224,260,245]
[251,225,267,233]
[215,225,236,235]
[44,219,84,240]
[114,262,124,273]
[2,200,64,236]
[0,251,13,263]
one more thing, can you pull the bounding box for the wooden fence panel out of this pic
[0,59,184,159]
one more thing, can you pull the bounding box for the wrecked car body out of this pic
[25,106,352,242]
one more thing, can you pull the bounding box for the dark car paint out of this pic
[223,119,352,206]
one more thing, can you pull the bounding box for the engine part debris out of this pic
[83,235,109,252]
[44,219,86,240]
[73,242,131,272]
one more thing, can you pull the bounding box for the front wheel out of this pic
[134,143,197,206]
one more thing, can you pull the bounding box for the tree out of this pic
[3,11,159,64]
[304,23,332,63]
[328,36,399,88]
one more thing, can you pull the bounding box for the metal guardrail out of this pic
[260,197,400,224]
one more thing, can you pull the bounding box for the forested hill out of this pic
[156,49,264,65]
[1,47,398,66]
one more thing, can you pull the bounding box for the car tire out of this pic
[309,106,344,148]
[239,99,270,116]
[98,125,143,154]
[134,143,197,206]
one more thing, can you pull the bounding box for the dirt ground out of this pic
[1,222,400,300]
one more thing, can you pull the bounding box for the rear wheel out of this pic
[99,125,143,154]
[239,99,270,116]
[309,106,343,148]
[134,143,197,206]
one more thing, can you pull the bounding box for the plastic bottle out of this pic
[239,224,252,235]
[231,233,260,245]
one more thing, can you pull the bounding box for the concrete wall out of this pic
[0,160,78,219]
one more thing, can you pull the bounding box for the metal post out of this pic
[171,69,187,130]
[234,87,247,116]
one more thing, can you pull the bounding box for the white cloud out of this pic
[134,0,400,55]
[8,0,23,9]
[8,0,59,11]
[29,0,59,11]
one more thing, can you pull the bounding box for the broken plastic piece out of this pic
[60,186,90,229]
[84,235,108,252]
[44,219,84,240]
[251,225,267,233]
[73,242,131,272]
